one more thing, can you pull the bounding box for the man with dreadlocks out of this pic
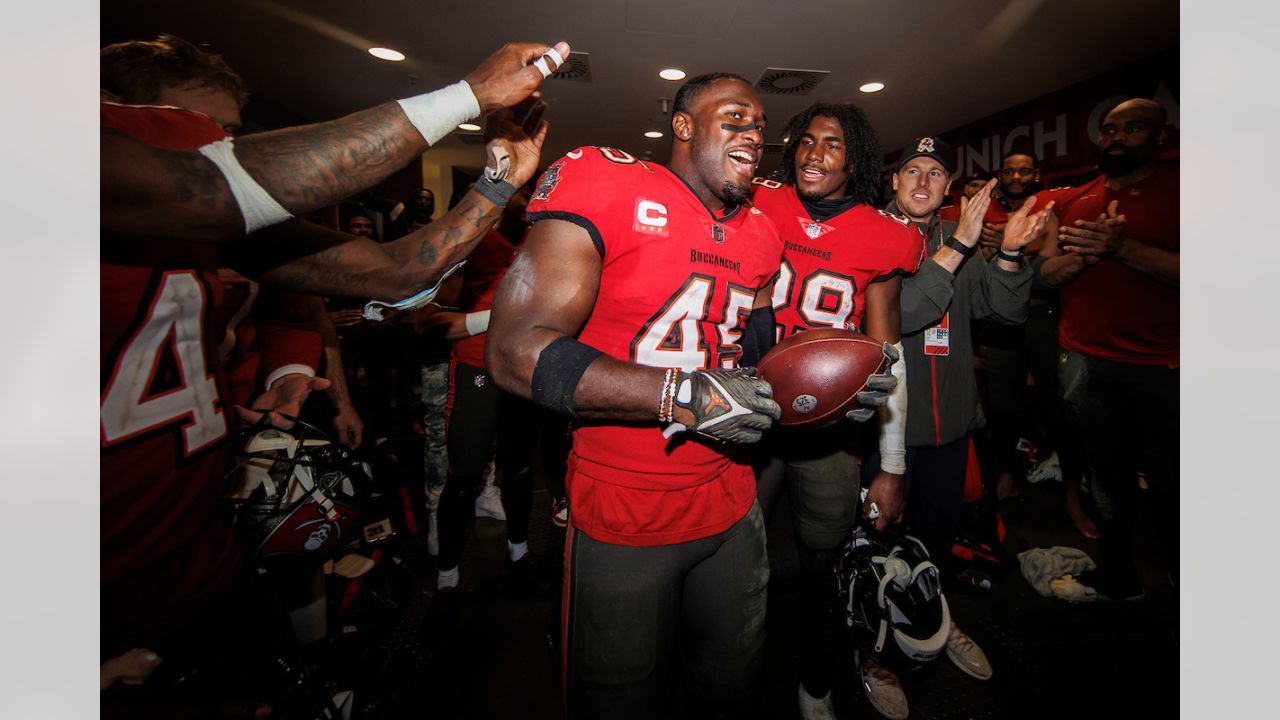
[749,103,922,720]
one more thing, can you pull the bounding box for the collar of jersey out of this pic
[657,164,743,224]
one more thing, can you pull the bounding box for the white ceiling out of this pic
[102,0,1179,171]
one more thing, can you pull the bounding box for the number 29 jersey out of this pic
[525,146,783,546]
[750,179,923,336]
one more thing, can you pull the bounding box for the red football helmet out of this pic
[225,422,369,565]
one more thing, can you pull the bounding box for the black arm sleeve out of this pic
[739,305,777,367]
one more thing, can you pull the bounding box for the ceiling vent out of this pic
[755,68,829,96]
[551,52,592,82]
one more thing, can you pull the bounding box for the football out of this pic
[755,329,887,429]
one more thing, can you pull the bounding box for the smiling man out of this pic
[854,137,1052,719]
[486,73,783,717]
[749,102,920,720]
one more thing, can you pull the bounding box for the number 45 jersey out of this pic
[525,146,783,546]
[750,179,923,337]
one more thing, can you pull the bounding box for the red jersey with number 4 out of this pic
[100,102,320,656]
[452,228,521,368]
[526,147,783,547]
[1053,166,1179,365]
[750,180,923,336]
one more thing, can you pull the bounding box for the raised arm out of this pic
[102,41,568,243]
[226,101,548,303]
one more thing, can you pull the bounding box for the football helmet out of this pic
[837,525,951,671]
[225,419,370,565]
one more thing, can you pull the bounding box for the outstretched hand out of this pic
[1002,195,1055,253]
[953,178,996,248]
[465,41,571,115]
[485,96,550,188]
[236,373,331,429]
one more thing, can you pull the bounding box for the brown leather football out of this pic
[755,328,887,429]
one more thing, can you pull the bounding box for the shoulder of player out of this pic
[854,204,918,238]
[101,100,229,147]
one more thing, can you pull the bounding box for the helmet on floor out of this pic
[837,525,951,669]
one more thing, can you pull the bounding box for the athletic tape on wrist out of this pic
[362,261,466,321]
[473,176,517,207]
[531,336,603,416]
[197,138,293,234]
[877,342,908,474]
[396,81,481,146]
[464,310,490,336]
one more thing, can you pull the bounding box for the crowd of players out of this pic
[100,31,1178,720]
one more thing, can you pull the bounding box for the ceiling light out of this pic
[368,47,406,62]
[859,82,885,93]
[658,68,687,81]
[458,123,482,132]
[644,131,664,139]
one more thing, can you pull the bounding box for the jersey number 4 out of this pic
[631,275,756,371]
[101,271,227,455]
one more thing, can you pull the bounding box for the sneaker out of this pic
[797,685,836,720]
[857,650,908,720]
[945,622,992,680]
[1050,569,1145,604]
[475,484,506,521]
[551,497,569,528]
[426,509,439,556]
[1026,451,1062,483]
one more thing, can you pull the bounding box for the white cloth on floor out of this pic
[1017,546,1096,597]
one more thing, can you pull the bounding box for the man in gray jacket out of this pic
[857,137,1053,719]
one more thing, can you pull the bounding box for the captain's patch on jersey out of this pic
[634,198,670,236]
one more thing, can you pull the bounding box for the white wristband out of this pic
[197,138,293,234]
[263,364,316,393]
[464,310,491,336]
[396,81,481,147]
[877,342,908,474]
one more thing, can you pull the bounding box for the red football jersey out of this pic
[750,180,924,337]
[452,228,521,368]
[1053,166,1179,365]
[100,102,317,656]
[526,146,784,546]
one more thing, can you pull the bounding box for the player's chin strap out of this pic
[362,261,466,321]
[877,341,908,474]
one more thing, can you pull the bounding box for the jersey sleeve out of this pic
[526,146,635,259]
[252,288,322,391]
[871,210,925,282]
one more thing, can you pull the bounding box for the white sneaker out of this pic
[1027,451,1062,483]
[426,509,439,556]
[857,650,908,720]
[475,484,506,521]
[945,622,993,680]
[797,685,836,720]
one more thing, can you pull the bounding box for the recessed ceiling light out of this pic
[658,68,687,81]
[457,123,482,132]
[859,82,885,93]
[368,47,406,62]
[644,131,664,139]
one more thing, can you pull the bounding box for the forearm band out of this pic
[531,336,604,416]
[197,138,293,234]
[464,310,491,336]
[473,176,517,208]
[396,81,481,147]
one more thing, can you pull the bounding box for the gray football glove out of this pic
[847,342,900,423]
[666,367,781,444]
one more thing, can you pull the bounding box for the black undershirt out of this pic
[798,193,860,223]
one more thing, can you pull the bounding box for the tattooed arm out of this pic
[227,101,547,301]
[102,41,566,243]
